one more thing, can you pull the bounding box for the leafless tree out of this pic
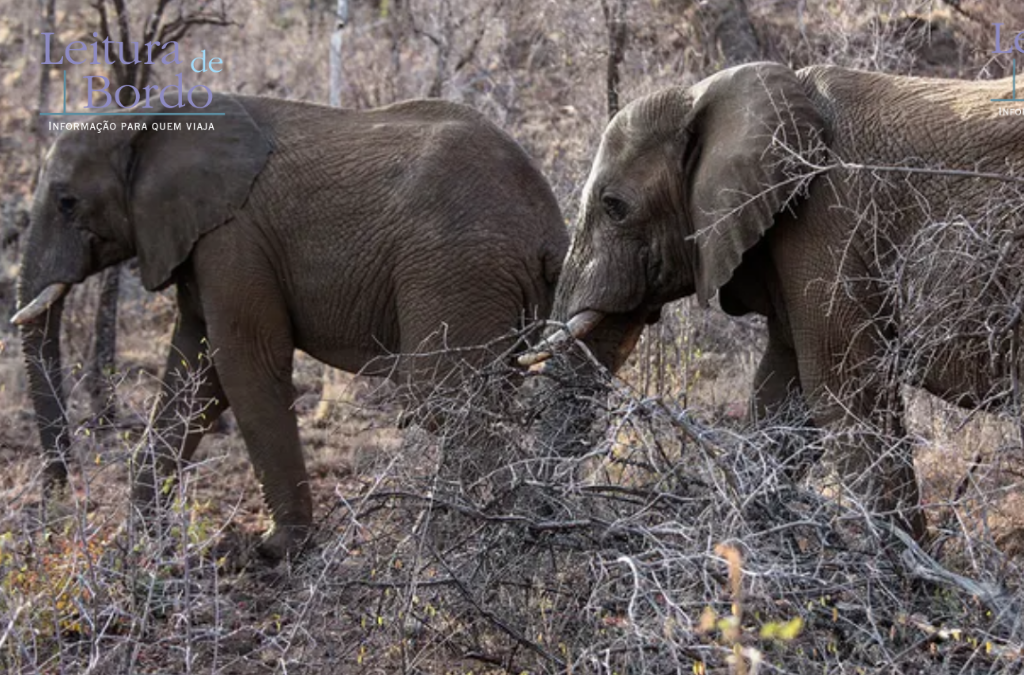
[329,0,350,106]
[35,0,57,174]
[408,0,506,99]
[697,0,761,68]
[600,0,627,119]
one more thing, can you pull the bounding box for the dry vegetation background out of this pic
[2,0,1024,672]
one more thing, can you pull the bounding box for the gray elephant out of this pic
[15,94,568,559]
[537,62,1024,538]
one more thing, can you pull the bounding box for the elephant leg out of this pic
[830,381,924,539]
[391,282,507,419]
[132,282,229,518]
[392,285,519,493]
[770,228,925,539]
[751,318,819,479]
[751,317,803,421]
[201,280,312,561]
[790,317,924,539]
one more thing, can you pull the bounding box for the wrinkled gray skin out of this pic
[553,62,1024,539]
[17,94,567,559]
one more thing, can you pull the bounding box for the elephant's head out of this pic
[547,62,824,372]
[14,95,270,486]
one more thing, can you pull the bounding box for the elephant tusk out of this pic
[11,283,69,326]
[566,309,605,339]
[517,310,605,367]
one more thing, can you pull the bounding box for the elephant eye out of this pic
[58,196,77,219]
[602,194,630,223]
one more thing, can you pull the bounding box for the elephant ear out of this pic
[686,62,823,306]
[128,95,271,291]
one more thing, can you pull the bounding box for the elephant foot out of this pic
[257,522,313,563]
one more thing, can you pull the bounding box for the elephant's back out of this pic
[236,95,564,251]
[228,95,567,367]
[797,66,1024,170]
[367,104,569,340]
[796,65,1024,251]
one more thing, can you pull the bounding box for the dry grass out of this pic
[2,0,1024,672]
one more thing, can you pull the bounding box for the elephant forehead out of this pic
[592,134,674,193]
[36,147,73,187]
[51,132,119,182]
[55,127,101,155]
[618,88,690,140]
[594,108,687,186]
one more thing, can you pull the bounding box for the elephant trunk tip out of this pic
[11,283,69,326]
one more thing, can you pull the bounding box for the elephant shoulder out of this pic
[384,104,539,179]
[795,64,897,103]
[795,63,851,82]
[359,100,522,159]
[372,99,492,129]
[794,65,912,143]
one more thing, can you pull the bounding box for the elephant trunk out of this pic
[16,279,71,489]
[526,231,652,373]
[526,310,647,461]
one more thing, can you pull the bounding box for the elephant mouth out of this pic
[11,283,70,325]
[518,306,660,370]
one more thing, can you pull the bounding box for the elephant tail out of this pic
[541,217,570,286]
[543,243,564,288]
[533,234,568,322]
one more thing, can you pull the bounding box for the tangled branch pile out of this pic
[282,347,1024,673]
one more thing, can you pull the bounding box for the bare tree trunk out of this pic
[308,0,320,36]
[425,0,452,99]
[601,0,628,119]
[330,0,349,106]
[698,0,761,67]
[388,7,403,101]
[35,0,57,186]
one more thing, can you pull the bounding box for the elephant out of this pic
[15,93,568,559]
[536,62,1024,538]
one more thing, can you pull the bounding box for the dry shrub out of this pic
[0,337,1021,673]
